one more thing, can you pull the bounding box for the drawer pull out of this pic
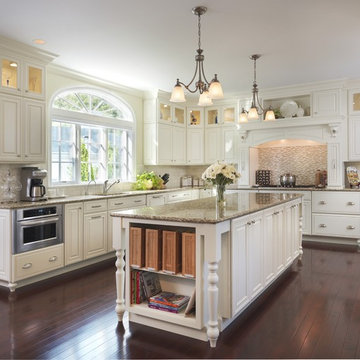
[347,225,355,230]
[347,202,356,206]
[114,202,124,206]
[134,200,143,203]
[319,201,326,205]
[91,205,102,208]
[91,215,102,219]
[319,224,327,228]
[22,263,32,269]
[251,220,256,224]
[49,256,58,262]
[152,195,162,199]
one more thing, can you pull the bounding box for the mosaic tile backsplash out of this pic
[257,145,327,185]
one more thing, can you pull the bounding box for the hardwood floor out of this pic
[1,243,360,359]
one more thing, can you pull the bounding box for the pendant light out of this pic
[239,54,275,122]
[170,6,224,106]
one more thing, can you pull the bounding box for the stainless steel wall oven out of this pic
[13,204,63,254]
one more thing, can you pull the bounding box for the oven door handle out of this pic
[18,217,60,227]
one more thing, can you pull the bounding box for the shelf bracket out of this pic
[328,123,339,138]
[239,130,248,142]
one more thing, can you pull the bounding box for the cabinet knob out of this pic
[347,202,355,206]
[49,256,58,262]
[22,262,32,269]
[347,225,355,230]
[319,224,327,228]
[319,201,326,205]
[25,90,29,93]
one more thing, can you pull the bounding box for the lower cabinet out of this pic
[231,199,301,317]
[147,194,166,206]
[83,211,107,259]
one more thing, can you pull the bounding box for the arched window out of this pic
[50,88,135,185]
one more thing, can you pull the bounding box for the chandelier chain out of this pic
[198,13,201,50]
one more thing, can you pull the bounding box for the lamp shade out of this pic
[264,108,275,121]
[198,90,213,106]
[170,81,186,102]
[248,107,259,120]
[209,75,224,99]
[239,110,248,123]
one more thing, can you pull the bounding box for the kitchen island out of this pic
[111,191,303,348]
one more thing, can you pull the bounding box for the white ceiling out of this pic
[1,0,360,95]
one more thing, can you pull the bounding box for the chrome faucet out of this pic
[85,179,96,195]
[103,179,120,194]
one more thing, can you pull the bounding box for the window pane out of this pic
[60,163,74,182]
[91,128,100,143]
[61,143,74,162]
[52,123,60,141]
[52,163,59,183]
[52,141,59,161]
[61,124,74,141]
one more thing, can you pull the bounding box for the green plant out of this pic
[133,171,163,190]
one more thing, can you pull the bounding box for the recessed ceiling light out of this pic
[32,39,46,45]
[9,62,18,67]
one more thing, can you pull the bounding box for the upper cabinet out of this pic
[205,104,237,127]
[0,55,46,100]
[312,89,340,117]
[158,99,185,127]
[349,89,360,116]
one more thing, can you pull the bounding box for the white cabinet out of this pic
[84,211,107,259]
[22,99,45,162]
[349,89,360,115]
[312,89,339,117]
[0,94,45,163]
[166,189,195,203]
[172,126,186,164]
[0,210,10,281]
[348,116,360,160]
[0,94,21,160]
[205,104,237,127]
[231,212,263,316]
[312,191,360,239]
[147,193,166,206]
[187,128,204,164]
[0,55,46,100]
[107,195,146,252]
[205,127,220,164]
[64,202,84,265]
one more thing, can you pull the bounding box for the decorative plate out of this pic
[346,166,360,186]
[280,100,298,118]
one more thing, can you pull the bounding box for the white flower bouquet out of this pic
[201,161,240,186]
[202,161,240,204]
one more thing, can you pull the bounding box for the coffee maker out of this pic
[20,167,48,201]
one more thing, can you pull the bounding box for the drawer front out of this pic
[108,195,146,210]
[147,194,166,206]
[166,191,193,203]
[312,214,360,237]
[312,192,360,214]
[84,199,107,213]
[14,244,64,281]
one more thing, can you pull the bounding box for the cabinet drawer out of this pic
[312,214,360,237]
[108,195,146,210]
[13,244,64,281]
[84,199,107,213]
[166,191,193,203]
[312,192,360,214]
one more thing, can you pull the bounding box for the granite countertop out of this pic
[231,186,360,192]
[111,192,302,224]
[0,187,203,210]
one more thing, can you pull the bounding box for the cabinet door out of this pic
[205,107,220,127]
[284,204,294,266]
[313,90,339,117]
[187,128,204,164]
[302,200,311,235]
[0,56,21,96]
[0,210,11,281]
[24,62,45,99]
[0,94,21,161]
[172,105,185,127]
[157,123,172,165]
[247,215,263,299]
[348,89,360,115]
[222,127,237,163]
[263,209,275,286]
[349,116,360,161]
[292,203,300,258]
[158,100,172,124]
[84,211,107,259]
[274,206,285,275]
[205,127,220,164]
[222,105,237,126]
[187,107,204,127]
[231,217,249,315]
[22,99,45,162]
[172,126,186,164]
[64,203,84,265]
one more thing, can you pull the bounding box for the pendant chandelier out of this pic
[239,54,275,122]
[170,6,224,106]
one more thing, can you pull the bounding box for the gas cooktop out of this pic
[253,184,316,188]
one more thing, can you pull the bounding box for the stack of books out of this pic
[148,291,190,314]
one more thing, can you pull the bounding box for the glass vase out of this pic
[216,184,226,207]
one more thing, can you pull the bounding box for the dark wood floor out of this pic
[2,243,360,359]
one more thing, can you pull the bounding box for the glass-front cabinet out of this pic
[187,107,204,127]
[349,89,360,115]
[205,104,237,126]
[0,56,45,99]
[158,100,185,127]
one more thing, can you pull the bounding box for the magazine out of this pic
[149,291,190,308]
[140,271,162,299]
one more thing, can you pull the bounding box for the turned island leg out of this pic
[207,261,219,348]
[115,249,126,321]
